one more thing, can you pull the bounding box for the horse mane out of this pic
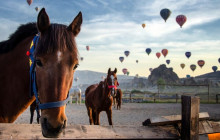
[0,23,78,58]
[0,23,38,54]
[35,24,78,57]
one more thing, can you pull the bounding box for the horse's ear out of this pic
[108,68,111,75]
[67,12,83,36]
[114,68,117,74]
[37,8,50,34]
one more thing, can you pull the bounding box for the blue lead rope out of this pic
[29,35,70,118]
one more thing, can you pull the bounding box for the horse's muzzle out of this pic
[41,118,66,138]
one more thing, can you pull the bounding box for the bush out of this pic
[131,89,143,93]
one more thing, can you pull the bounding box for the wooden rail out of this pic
[122,90,220,103]
[0,124,179,139]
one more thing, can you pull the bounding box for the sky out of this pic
[0,0,220,78]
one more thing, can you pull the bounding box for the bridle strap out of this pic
[28,34,69,113]
[108,85,117,89]
[107,82,119,89]
[38,94,70,109]
[31,64,70,110]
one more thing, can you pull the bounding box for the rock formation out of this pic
[148,64,180,85]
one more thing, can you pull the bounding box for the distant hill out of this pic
[73,70,135,86]
[195,71,220,80]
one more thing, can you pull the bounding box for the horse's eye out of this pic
[36,60,43,67]
[73,64,79,70]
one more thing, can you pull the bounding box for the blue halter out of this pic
[28,34,70,117]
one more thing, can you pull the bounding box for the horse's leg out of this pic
[30,102,35,124]
[118,100,121,110]
[36,106,40,124]
[95,111,100,125]
[113,97,116,108]
[106,109,113,125]
[92,110,96,125]
[79,94,81,105]
[87,107,93,125]
[70,95,72,104]
[76,94,78,105]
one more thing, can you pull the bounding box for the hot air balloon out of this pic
[86,46,89,51]
[197,60,205,68]
[160,8,171,22]
[176,15,187,28]
[119,57,124,63]
[190,64,196,72]
[80,57,84,61]
[149,68,153,72]
[156,52,161,59]
[146,48,151,55]
[35,7,39,12]
[166,60,170,65]
[136,60,138,63]
[101,76,105,80]
[161,49,168,57]
[74,77,79,82]
[180,63,185,69]
[218,58,220,63]
[27,0,33,6]
[142,23,146,28]
[122,68,128,75]
[185,52,191,59]
[124,51,130,57]
[212,66,218,72]
[127,71,130,76]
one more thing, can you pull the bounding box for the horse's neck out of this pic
[96,81,109,98]
[0,36,35,123]
[103,82,111,98]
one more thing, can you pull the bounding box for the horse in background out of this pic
[69,88,82,104]
[0,8,82,138]
[85,68,119,125]
[113,89,123,110]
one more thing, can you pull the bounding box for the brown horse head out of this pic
[106,68,118,97]
[34,8,82,138]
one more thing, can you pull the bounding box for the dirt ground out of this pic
[15,103,220,125]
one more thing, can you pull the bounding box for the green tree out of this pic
[157,78,166,93]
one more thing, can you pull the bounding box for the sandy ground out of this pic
[15,103,220,125]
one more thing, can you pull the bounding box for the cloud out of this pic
[0,18,20,40]
[1,0,220,77]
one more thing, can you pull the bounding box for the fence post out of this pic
[181,95,200,140]
[153,94,156,103]
[208,84,210,103]
[129,92,131,103]
[176,94,178,103]
[216,94,219,103]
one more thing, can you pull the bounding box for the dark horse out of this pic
[85,68,119,125]
[30,100,40,124]
[0,8,82,138]
[113,89,123,110]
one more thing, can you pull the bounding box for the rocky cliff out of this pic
[148,64,180,85]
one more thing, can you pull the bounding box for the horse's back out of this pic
[85,83,99,96]
[74,88,81,93]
